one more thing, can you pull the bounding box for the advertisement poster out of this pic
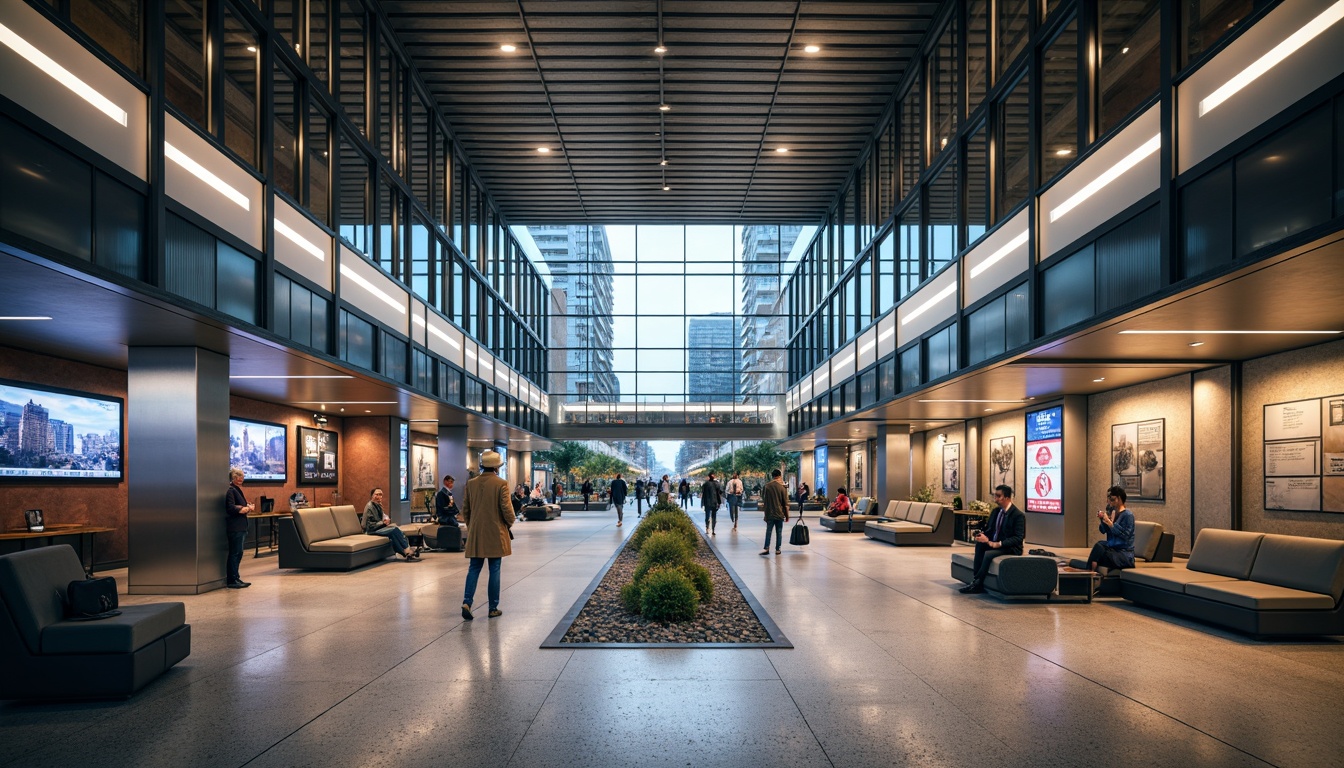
[399,423,409,501]
[815,445,828,495]
[1026,406,1063,514]
[942,443,960,492]
[298,426,338,484]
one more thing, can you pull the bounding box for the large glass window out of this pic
[273,64,299,199]
[377,37,399,168]
[1100,2,1160,135]
[70,0,143,76]
[339,0,366,135]
[221,5,259,167]
[410,92,431,205]
[966,124,989,242]
[898,199,921,298]
[930,17,959,165]
[1040,20,1080,183]
[997,0,1030,78]
[901,78,923,195]
[308,0,330,84]
[999,74,1030,215]
[164,0,206,125]
[307,100,331,223]
[927,158,959,276]
[338,134,370,254]
[967,0,989,112]
[1184,0,1254,67]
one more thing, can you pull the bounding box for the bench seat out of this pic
[863,501,954,545]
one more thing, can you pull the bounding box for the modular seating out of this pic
[864,500,955,545]
[523,503,562,521]
[950,551,1060,598]
[278,505,394,570]
[420,522,464,551]
[1053,521,1175,595]
[0,546,190,699]
[1120,529,1344,637]
[817,497,879,533]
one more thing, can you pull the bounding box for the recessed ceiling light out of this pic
[1093,378,1106,382]
[776,147,789,153]
[654,45,667,54]
[659,104,671,111]
[1189,341,1205,347]
[500,44,516,52]
[804,44,820,53]
[1055,148,1072,156]
[246,46,257,53]
[536,147,550,153]
[364,410,371,413]
[940,137,948,149]
[917,399,1025,404]
[984,408,993,412]
[659,158,668,166]
[662,184,671,191]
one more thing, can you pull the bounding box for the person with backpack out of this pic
[581,479,594,511]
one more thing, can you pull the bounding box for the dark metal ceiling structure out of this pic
[381,1,940,223]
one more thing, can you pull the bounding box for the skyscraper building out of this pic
[49,419,74,453]
[739,225,803,403]
[687,313,738,402]
[18,400,50,455]
[527,226,618,401]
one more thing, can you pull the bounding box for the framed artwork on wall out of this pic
[989,436,1014,490]
[411,444,438,491]
[297,426,339,485]
[849,445,866,496]
[942,443,960,493]
[1111,418,1165,501]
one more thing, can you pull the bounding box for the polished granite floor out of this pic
[2,510,1341,768]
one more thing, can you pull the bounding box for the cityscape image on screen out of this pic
[0,380,122,479]
[229,418,287,482]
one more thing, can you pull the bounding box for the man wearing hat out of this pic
[461,449,514,620]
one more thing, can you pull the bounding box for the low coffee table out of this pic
[1055,565,1097,603]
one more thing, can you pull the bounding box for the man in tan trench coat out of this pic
[461,450,514,620]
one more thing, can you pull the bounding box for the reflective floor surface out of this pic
[2,510,1341,768]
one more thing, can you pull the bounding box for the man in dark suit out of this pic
[435,475,459,526]
[961,484,1025,594]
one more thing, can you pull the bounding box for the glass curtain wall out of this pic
[519,224,811,425]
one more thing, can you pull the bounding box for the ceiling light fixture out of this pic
[274,219,325,261]
[1121,47,1130,54]
[536,147,550,153]
[0,316,52,321]
[0,25,129,126]
[776,147,789,153]
[1055,148,1072,156]
[804,44,821,53]
[654,45,667,54]
[1093,378,1106,382]
[1199,1,1344,116]
[500,44,516,52]
[659,103,670,111]
[1049,134,1160,222]
[1189,341,1205,347]
[230,375,353,379]
[1119,329,1340,335]
[659,158,668,166]
[246,45,257,53]
[917,399,1026,404]
[663,184,671,191]
[295,401,399,405]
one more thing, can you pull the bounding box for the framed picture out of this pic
[229,417,287,482]
[297,426,339,485]
[0,378,123,481]
[942,443,960,493]
[24,509,44,532]
[1111,419,1165,501]
[411,444,438,491]
[988,436,1014,490]
[849,445,866,496]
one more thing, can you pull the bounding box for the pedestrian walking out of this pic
[635,477,646,517]
[701,472,723,535]
[610,473,628,527]
[760,469,790,556]
[581,479,593,511]
[461,450,514,620]
[726,471,745,531]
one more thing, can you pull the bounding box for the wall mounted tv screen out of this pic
[1025,406,1064,514]
[0,378,123,480]
[229,418,287,482]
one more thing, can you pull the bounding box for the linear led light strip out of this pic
[1049,135,1160,223]
[164,142,250,210]
[1200,0,1344,116]
[918,399,1026,403]
[230,375,352,379]
[1119,329,1339,334]
[274,219,324,261]
[901,282,958,326]
[969,229,1029,278]
[339,263,405,314]
[0,24,128,126]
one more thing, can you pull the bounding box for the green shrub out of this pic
[639,530,693,570]
[683,562,713,602]
[639,567,699,622]
[630,509,699,552]
[619,581,643,614]
[911,484,936,503]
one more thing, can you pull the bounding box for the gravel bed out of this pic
[560,531,773,644]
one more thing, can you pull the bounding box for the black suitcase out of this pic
[789,516,810,546]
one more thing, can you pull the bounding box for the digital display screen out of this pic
[0,379,122,480]
[1026,406,1064,514]
[229,418,286,482]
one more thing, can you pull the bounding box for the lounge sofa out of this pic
[1120,529,1344,637]
[817,497,879,532]
[950,551,1060,598]
[0,546,190,699]
[523,503,562,521]
[420,522,464,551]
[1053,521,1175,595]
[278,505,393,570]
[865,500,955,545]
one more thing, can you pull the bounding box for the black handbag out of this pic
[789,516,811,546]
[66,576,121,620]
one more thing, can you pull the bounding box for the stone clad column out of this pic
[127,347,230,594]
[876,424,912,510]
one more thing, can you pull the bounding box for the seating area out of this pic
[1050,521,1175,595]
[864,500,954,546]
[816,497,879,532]
[950,551,1061,598]
[523,503,563,521]
[0,546,190,700]
[1120,529,1344,637]
[419,521,464,551]
[278,505,394,570]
